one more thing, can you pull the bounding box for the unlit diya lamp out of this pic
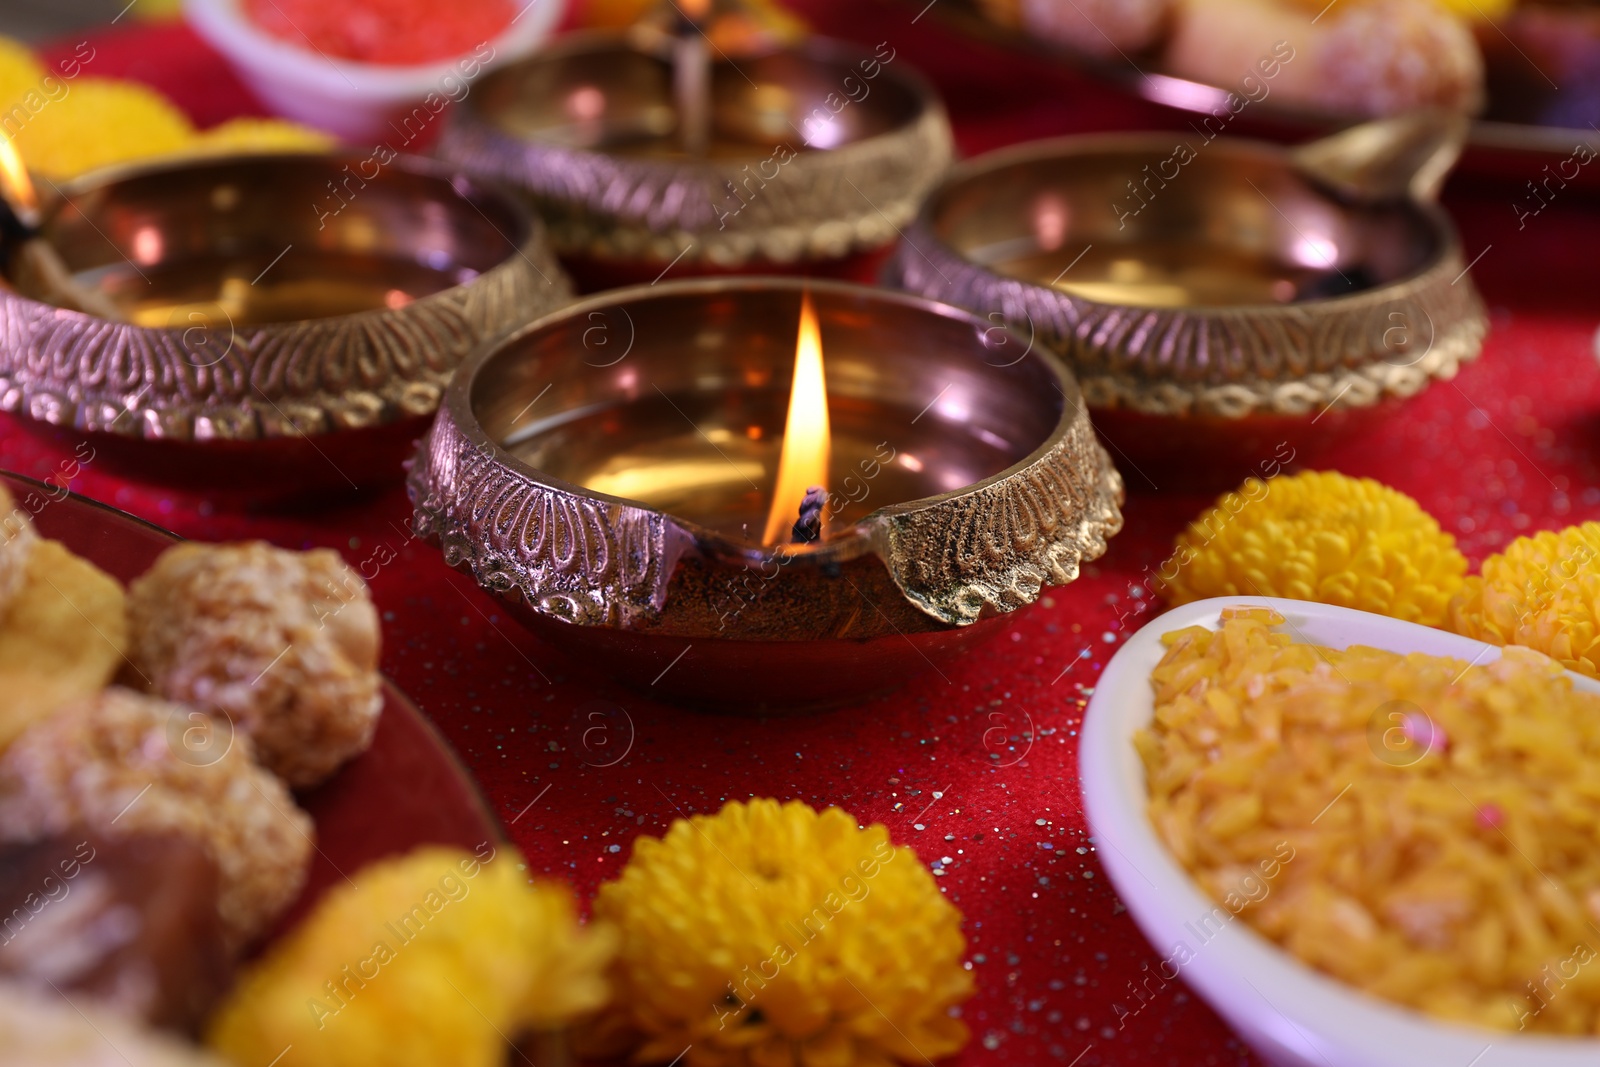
[437,22,953,291]
[409,278,1125,712]
[885,113,1490,484]
[0,148,569,501]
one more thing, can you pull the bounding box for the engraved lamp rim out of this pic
[931,131,1464,312]
[411,275,1126,637]
[0,150,571,443]
[444,276,1084,570]
[885,126,1490,421]
[437,32,956,266]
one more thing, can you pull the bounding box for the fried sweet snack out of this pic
[0,537,129,752]
[0,832,232,1034]
[0,485,36,611]
[1022,0,1172,58]
[0,977,229,1067]
[0,688,313,950]
[129,541,382,789]
[1164,0,1483,117]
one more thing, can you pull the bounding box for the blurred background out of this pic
[2,0,131,42]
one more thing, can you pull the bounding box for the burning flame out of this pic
[0,134,39,224]
[760,291,831,546]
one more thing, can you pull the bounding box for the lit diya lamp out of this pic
[0,139,125,322]
[885,114,1490,484]
[436,14,953,291]
[0,144,570,502]
[409,278,1125,712]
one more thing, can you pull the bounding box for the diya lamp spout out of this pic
[1290,109,1468,204]
[0,135,126,322]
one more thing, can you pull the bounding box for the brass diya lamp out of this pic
[436,23,954,291]
[884,113,1490,483]
[408,278,1124,712]
[0,147,570,501]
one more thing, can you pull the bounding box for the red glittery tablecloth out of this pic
[9,5,1600,1065]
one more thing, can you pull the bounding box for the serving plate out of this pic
[0,470,503,940]
[1080,595,1600,1067]
[923,0,1600,173]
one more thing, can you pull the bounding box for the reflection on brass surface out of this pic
[885,123,1489,420]
[105,253,463,328]
[438,33,953,266]
[0,153,570,441]
[408,279,1124,656]
[992,243,1350,308]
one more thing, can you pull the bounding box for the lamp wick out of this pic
[789,485,827,544]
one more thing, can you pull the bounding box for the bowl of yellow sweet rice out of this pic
[1081,596,1600,1067]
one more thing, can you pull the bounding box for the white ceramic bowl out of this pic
[185,0,565,141]
[1081,595,1600,1067]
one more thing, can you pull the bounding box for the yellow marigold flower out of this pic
[1429,0,1511,21]
[14,78,193,179]
[0,37,44,118]
[187,117,335,155]
[135,0,185,18]
[1449,522,1600,678]
[586,798,972,1067]
[208,845,616,1067]
[1159,470,1466,627]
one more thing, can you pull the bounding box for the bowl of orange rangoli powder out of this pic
[185,0,565,139]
